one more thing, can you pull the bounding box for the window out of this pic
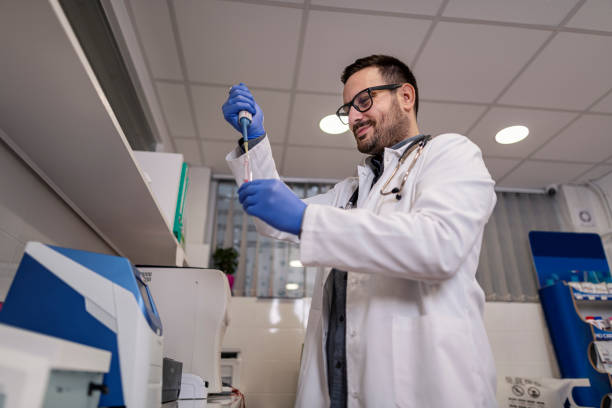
[210,181,565,301]
[210,180,333,297]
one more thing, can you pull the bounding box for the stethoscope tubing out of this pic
[379,134,431,201]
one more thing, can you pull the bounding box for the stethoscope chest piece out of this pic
[391,187,401,201]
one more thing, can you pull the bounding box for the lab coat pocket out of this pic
[391,314,479,408]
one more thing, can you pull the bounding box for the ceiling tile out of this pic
[174,1,302,88]
[310,0,443,15]
[415,23,549,103]
[566,0,612,31]
[591,91,612,113]
[200,140,236,174]
[500,33,612,110]
[498,160,592,188]
[283,146,364,179]
[573,164,612,183]
[128,0,183,80]
[201,141,284,175]
[297,11,430,93]
[468,107,576,158]
[156,82,196,137]
[533,114,612,163]
[192,85,291,143]
[173,138,202,166]
[482,157,521,182]
[443,0,579,25]
[418,102,487,136]
[287,93,355,149]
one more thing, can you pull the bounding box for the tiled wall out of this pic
[484,301,559,379]
[222,298,558,408]
[0,140,114,299]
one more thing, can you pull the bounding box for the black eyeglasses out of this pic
[336,84,402,125]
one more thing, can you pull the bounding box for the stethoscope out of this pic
[379,134,431,201]
[344,134,431,209]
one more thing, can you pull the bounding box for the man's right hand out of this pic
[222,83,266,139]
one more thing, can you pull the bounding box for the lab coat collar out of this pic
[384,134,424,159]
[357,134,425,190]
[360,134,424,171]
[357,164,371,177]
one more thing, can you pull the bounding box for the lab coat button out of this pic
[350,330,357,338]
[351,391,359,399]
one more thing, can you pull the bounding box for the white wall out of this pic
[222,298,558,408]
[484,302,559,379]
[222,297,310,408]
[560,182,612,263]
[0,139,114,299]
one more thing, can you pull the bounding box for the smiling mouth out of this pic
[354,123,371,139]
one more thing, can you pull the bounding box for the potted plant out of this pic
[212,247,238,291]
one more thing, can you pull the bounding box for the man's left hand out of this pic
[238,179,306,236]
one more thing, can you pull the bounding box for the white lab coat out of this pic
[226,133,498,408]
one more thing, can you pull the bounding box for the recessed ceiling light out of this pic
[285,283,299,291]
[495,125,529,144]
[319,114,349,134]
[289,260,303,268]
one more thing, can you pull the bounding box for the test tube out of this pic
[243,154,252,183]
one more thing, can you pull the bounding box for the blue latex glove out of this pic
[221,83,265,139]
[238,179,306,235]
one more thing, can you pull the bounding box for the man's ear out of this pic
[399,83,416,113]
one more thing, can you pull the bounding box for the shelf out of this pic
[0,1,182,265]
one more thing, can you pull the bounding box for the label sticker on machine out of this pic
[497,376,591,408]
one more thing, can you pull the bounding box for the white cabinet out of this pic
[0,0,183,266]
[133,151,185,231]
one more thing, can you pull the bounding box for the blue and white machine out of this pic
[0,242,164,407]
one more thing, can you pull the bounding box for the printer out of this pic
[0,242,163,407]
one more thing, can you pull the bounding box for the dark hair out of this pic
[341,55,419,116]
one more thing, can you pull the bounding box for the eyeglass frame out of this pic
[336,83,403,125]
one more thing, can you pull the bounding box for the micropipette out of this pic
[238,110,253,182]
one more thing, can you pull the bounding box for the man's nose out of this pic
[348,107,364,128]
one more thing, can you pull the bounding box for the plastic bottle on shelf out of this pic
[585,316,606,330]
[605,276,612,295]
[568,273,582,291]
[581,270,595,294]
[569,269,580,283]
[545,273,560,288]
[590,271,608,294]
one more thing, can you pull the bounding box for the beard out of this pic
[353,100,412,155]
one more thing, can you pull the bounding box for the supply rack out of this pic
[530,231,612,407]
[539,281,611,406]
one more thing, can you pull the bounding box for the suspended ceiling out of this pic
[115,0,612,188]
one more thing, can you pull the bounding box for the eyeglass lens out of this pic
[337,89,373,124]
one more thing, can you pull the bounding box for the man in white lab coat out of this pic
[222,55,497,407]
